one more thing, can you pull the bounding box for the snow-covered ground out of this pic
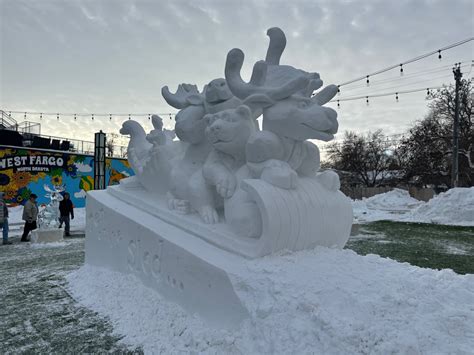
[67,247,474,354]
[353,187,474,227]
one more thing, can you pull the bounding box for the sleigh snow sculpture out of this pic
[85,27,352,328]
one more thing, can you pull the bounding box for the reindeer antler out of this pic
[225,48,309,102]
[161,84,204,109]
[265,27,286,65]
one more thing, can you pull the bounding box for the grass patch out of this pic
[346,221,474,274]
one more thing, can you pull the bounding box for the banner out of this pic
[0,146,134,208]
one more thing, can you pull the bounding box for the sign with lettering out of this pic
[0,154,64,172]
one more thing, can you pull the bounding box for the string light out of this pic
[74,114,77,120]
[148,114,151,120]
[337,100,340,109]
[395,93,399,102]
[366,96,369,106]
[366,75,370,86]
[40,113,43,120]
[91,114,94,120]
[337,86,340,95]
[399,64,404,76]
[128,114,131,120]
[57,113,59,120]
[109,114,112,120]
[169,114,172,120]
[24,112,27,120]
[337,37,472,87]
[426,88,430,96]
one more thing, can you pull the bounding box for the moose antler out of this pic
[265,27,286,65]
[161,84,204,109]
[225,48,309,102]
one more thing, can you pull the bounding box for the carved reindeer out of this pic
[224,27,340,189]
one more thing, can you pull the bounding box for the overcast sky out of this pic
[1,0,473,148]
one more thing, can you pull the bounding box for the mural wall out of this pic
[0,146,134,208]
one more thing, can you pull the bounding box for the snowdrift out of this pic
[353,187,474,227]
[67,247,474,354]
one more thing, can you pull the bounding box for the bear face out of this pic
[204,105,256,158]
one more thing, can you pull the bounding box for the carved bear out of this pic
[203,105,263,238]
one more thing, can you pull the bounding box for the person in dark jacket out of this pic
[21,193,38,242]
[59,192,74,236]
[0,192,12,245]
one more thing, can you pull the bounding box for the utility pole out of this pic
[451,64,462,188]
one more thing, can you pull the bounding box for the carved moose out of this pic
[225,27,340,189]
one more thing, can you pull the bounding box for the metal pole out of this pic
[452,64,462,188]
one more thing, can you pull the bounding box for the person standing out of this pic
[59,192,74,236]
[21,193,38,242]
[0,192,12,245]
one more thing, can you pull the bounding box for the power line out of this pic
[336,38,473,88]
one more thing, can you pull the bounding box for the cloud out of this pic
[74,189,87,199]
[1,0,472,142]
[75,162,93,173]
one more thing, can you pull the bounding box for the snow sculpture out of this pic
[32,184,65,243]
[38,184,64,229]
[85,27,353,328]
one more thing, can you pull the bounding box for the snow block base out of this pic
[31,229,64,243]
[85,189,249,328]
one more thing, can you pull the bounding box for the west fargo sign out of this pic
[0,154,64,172]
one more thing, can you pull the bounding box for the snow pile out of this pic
[407,187,474,226]
[352,188,422,223]
[67,248,474,354]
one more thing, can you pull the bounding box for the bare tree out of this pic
[326,130,395,187]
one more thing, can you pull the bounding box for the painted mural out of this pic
[0,146,134,208]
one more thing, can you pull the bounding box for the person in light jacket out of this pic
[21,193,38,242]
[0,192,11,245]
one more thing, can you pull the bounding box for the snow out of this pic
[353,187,474,227]
[67,247,474,354]
[407,187,474,226]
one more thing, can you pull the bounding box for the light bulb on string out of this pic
[109,114,112,120]
[74,114,77,120]
[57,113,59,121]
[366,75,370,86]
[337,100,340,109]
[24,112,27,120]
[92,114,94,120]
[148,114,151,120]
[128,114,131,120]
[337,86,340,95]
[438,50,442,60]
[400,64,404,76]
[366,96,369,106]
[396,93,399,102]
[169,114,172,120]
[426,88,430,96]
[40,113,43,120]
[8,111,11,117]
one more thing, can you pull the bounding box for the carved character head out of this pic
[205,78,233,104]
[224,27,339,142]
[204,105,255,157]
